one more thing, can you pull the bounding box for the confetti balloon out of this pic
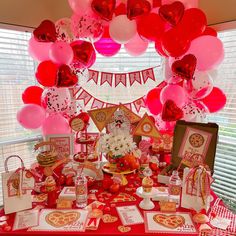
[55,17,74,42]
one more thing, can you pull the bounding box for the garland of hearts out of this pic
[17,0,226,135]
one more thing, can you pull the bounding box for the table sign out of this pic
[116,205,144,226]
[13,209,39,231]
[144,211,197,234]
[30,209,89,232]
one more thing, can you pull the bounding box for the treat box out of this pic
[58,186,75,201]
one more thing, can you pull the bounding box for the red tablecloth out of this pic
[0,172,219,235]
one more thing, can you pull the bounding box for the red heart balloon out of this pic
[162,100,183,121]
[91,0,116,21]
[114,3,127,16]
[127,0,151,20]
[33,20,57,42]
[172,54,197,80]
[57,65,78,87]
[159,1,185,26]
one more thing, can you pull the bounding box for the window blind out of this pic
[208,29,236,211]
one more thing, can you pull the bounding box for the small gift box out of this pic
[2,155,32,214]
[181,166,213,212]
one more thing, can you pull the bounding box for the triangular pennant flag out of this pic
[132,113,161,139]
[88,106,118,132]
[119,104,141,124]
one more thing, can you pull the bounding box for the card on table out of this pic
[144,211,197,234]
[29,209,89,232]
[13,209,39,231]
[116,205,144,226]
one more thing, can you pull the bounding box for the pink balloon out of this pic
[28,36,52,62]
[17,104,46,129]
[49,41,73,65]
[160,84,186,107]
[161,0,198,9]
[42,113,71,136]
[124,34,148,56]
[145,87,163,115]
[68,0,92,15]
[94,36,121,57]
[187,35,224,71]
[109,15,137,44]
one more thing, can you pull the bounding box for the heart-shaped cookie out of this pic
[153,214,185,229]
[102,214,118,223]
[159,1,185,26]
[118,225,131,233]
[127,0,151,20]
[162,100,183,122]
[91,0,116,21]
[33,20,57,42]
[172,54,197,80]
[45,211,80,228]
[57,64,78,87]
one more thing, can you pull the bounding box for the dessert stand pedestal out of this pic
[136,187,158,210]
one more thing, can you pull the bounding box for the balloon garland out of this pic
[17,0,226,135]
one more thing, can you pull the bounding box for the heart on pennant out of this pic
[159,1,185,26]
[162,100,183,121]
[127,0,151,20]
[33,20,57,42]
[172,54,197,80]
[57,65,78,87]
[91,0,116,21]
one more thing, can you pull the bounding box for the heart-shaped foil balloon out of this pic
[127,0,151,20]
[57,64,78,87]
[159,1,185,26]
[33,20,57,42]
[172,54,197,80]
[162,99,183,121]
[91,0,116,21]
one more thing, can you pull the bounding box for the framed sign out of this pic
[45,134,74,159]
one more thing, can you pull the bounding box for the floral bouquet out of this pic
[98,133,140,172]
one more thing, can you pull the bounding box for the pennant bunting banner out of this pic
[91,98,104,109]
[76,89,92,106]
[86,66,159,87]
[133,97,146,113]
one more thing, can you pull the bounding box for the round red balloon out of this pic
[203,27,217,37]
[137,13,165,41]
[145,87,163,115]
[201,87,226,113]
[162,27,191,57]
[155,40,168,57]
[22,86,43,105]
[35,60,58,87]
[179,8,207,39]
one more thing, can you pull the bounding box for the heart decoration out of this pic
[153,214,185,229]
[172,54,197,80]
[33,20,57,42]
[102,214,118,223]
[127,0,151,20]
[162,100,183,121]
[114,3,127,16]
[91,0,116,21]
[57,65,78,87]
[118,225,131,233]
[159,1,185,26]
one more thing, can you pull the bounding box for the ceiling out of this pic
[0,0,235,30]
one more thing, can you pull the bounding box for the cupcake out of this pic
[142,167,153,193]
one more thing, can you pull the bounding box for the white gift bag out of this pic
[2,155,32,214]
[181,166,212,212]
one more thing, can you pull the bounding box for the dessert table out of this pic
[0,170,222,236]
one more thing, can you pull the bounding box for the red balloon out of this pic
[22,86,43,105]
[202,27,217,37]
[145,87,163,115]
[35,60,58,87]
[179,8,207,39]
[70,40,96,68]
[137,13,166,41]
[161,27,191,57]
[114,3,126,16]
[155,40,168,57]
[171,54,197,80]
[159,1,185,26]
[127,0,151,20]
[57,64,78,87]
[162,100,183,122]
[91,0,116,21]
[201,87,226,113]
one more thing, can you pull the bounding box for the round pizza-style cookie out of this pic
[189,133,205,148]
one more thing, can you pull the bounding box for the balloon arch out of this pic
[17,0,226,135]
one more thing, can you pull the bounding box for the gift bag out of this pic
[181,166,213,212]
[2,155,32,214]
